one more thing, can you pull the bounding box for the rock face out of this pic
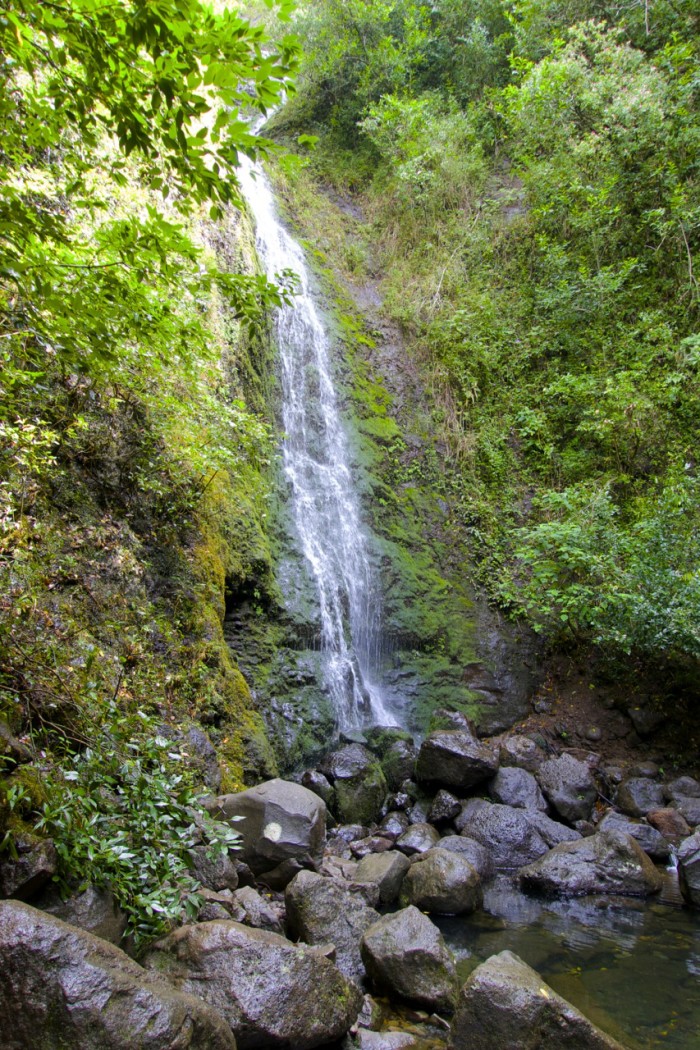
[537,754,597,824]
[320,744,388,825]
[285,869,380,983]
[519,830,663,898]
[489,767,548,812]
[457,800,551,869]
[399,848,482,915]
[143,919,362,1049]
[415,730,498,790]
[451,950,628,1050]
[211,779,326,887]
[0,901,235,1050]
[355,851,411,905]
[677,831,700,907]
[360,906,458,1014]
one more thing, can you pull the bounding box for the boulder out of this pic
[379,810,410,839]
[143,919,362,1049]
[355,1031,420,1050]
[435,836,495,880]
[399,848,482,915]
[285,869,379,983]
[355,851,411,905]
[301,770,335,807]
[677,831,700,907]
[321,745,388,825]
[381,739,419,791]
[536,754,597,824]
[457,800,551,869]
[597,811,670,860]
[665,775,700,800]
[528,811,582,848]
[230,886,284,934]
[647,807,691,844]
[488,767,547,812]
[427,789,462,825]
[189,844,239,892]
[360,906,458,1014]
[210,779,325,887]
[0,834,57,900]
[35,884,127,944]
[615,778,665,818]
[396,823,441,856]
[0,901,235,1049]
[451,950,629,1050]
[671,795,700,827]
[351,834,394,859]
[415,730,498,790]
[519,829,663,898]
[497,733,546,773]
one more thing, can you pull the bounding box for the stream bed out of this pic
[438,872,700,1049]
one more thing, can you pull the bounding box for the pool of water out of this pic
[437,871,700,1049]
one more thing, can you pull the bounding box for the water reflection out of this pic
[437,874,700,1048]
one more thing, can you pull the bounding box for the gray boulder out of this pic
[616,778,665,818]
[519,829,663,898]
[210,779,325,887]
[285,869,379,983]
[355,851,411,905]
[379,810,410,839]
[489,767,547,812]
[677,831,700,907]
[427,789,462,824]
[143,919,362,1049]
[497,733,546,773]
[457,800,551,869]
[671,795,700,826]
[321,744,388,825]
[301,769,335,806]
[436,836,495,879]
[399,848,482,915]
[597,810,670,860]
[360,906,458,1014]
[451,950,629,1049]
[528,810,583,848]
[396,822,441,856]
[537,754,597,824]
[416,730,498,790]
[189,844,240,892]
[665,775,700,800]
[35,884,127,944]
[0,901,235,1049]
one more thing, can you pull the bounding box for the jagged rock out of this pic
[0,901,235,1049]
[360,906,458,1014]
[396,823,441,856]
[647,807,691,843]
[616,778,665,818]
[230,886,284,934]
[355,851,411,905]
[209,779,325,887]
[435,836,495,879]
[399,848,482,915]
[320,745,388,825]
[415,730,498,790]
[677,831,700,907]
[536,754,597,824]
[451,950,629,1050]
[381,740,419,791]
[519,829,663,897]
[301,770,335,807]
[189,844,239,892]
[456,800,551,869]
[285,869,379,983]
[35,884,127,944]
[427,790,462,825]
[497,733,546,773]
[488,767,547,812]
[0,833,57,900]
[379,810,410,839]
[597,811,670,860]
[143,919,362,1049]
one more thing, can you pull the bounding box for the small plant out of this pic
[36,703,240,948]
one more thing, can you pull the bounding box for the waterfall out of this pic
[238,153,396,730]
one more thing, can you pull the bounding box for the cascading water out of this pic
[238,152,396,730]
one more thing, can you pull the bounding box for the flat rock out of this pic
[519,829,663,898]
[0,901,235,1050]
[210,779,326,887]
[451,950,629,1049]
[399,848,482,915]
[360,906,458,1014]
[536,754,597,824]
[143,919,362,1049]
[285,869,379,983]
[355,851,411,905]
[415,730,498,791]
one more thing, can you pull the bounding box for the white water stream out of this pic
[238,153,396,730]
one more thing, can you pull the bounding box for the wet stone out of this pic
[396,823,441,857]
[427,789,462,825]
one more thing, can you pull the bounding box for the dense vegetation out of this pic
[0,0,298,942]
[274,0,700,674]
